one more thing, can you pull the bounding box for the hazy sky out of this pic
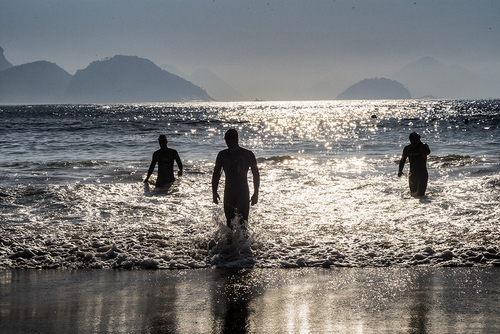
[1,0,499,100]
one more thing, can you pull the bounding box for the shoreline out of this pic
[2,267,500,333]
[3,242,500,270]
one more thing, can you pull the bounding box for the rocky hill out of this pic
[336,78,411,100]
[0,61,71,104]
[394,57,473,99]
[65,55,214,103]
[0,47,12,71]
[393,56,500,99]
[189,68,244,102]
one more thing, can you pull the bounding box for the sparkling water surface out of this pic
[1,100,499,269]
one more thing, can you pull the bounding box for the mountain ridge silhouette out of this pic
[336,78,411,100]
[0,53,214,104]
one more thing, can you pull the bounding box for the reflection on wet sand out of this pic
[1,268,500,333]
[408,270,431,333]
[211,269,255,333]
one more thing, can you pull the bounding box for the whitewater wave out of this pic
[257,156,298,164]
[429,154,478,168]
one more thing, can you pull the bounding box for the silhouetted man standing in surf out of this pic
[212,129,260,228]
[398,132,431,196]
[144,134,183,187]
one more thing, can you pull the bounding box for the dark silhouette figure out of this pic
[398,132,431,196]
[212,129,260,227]
[144,134,183,187]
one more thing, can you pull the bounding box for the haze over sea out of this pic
[1,100,499,270]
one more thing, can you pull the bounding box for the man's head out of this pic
[224,129,239,150]
[409,132,421,145]
[158,134,168,148]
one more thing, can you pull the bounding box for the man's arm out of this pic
[174,150,183,177]
[144,152,157,183]
[250,157,260,206]
[398,147,408,177]
[212,155,222,204]
[420,143,430,158]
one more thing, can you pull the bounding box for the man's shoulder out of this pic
[216,148,255,158]
[239,147,257,163]
[239,147,255,156]
[215,148,230,160]
[217,148,230,156]
[217,147,255,157]
[155,148,177,156]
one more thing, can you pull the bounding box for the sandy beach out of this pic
[1,267,499,333]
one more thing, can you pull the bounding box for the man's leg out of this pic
[417,176,428,197]
[224,202,237,227]
[409,175,418,194]
[237,196,250,224]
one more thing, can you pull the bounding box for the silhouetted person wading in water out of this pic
[212,129,260,227]
[398,132,430,196]
[144,134,183,187]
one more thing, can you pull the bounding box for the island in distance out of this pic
[336,78,411,100]
[66,55,214,104]
[0,46,12,71]
[0,52,214,104]
[0,61,72,104]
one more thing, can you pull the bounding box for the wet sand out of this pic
[1,267,499,333]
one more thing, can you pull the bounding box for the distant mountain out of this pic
[159,65,244,102]
[159,64,187,79]
[336,78,411,100]
[189,68,244,102]
[393,56,496,99]
[65,55,214,103]
[0,47,12,71]
[0,61,72,104]
[402,56,444,74]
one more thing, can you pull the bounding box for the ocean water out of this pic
[1,100,499,269]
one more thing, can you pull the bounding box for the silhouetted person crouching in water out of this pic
[398,132,430,196]
[144,134,183,187]
[212,129,260,228]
